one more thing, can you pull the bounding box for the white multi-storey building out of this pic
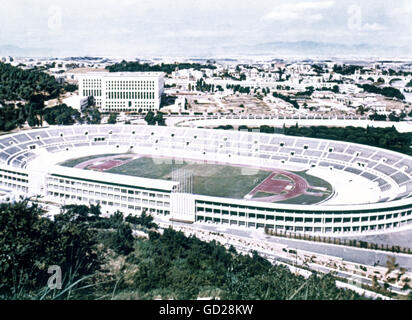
[78,72,164,112]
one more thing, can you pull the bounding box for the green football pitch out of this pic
[107,156,272,199]
[60,154,332,202]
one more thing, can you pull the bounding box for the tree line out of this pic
[106,61,216,74]
[226,84,251,94]
[284,125,411,155]
[0,62,63,102]
[214,125,411,156]
[272,92,300,109]
[0,62,82,131]
[0,200,366,300]
[358,84,405,100]
[144,110,166,126]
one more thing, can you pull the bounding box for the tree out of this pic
[64,83,78,92]
[107,113,117,124]
[0,200,101,298]
[82,106,101,124]
[145,111,165,126]
[154,112,165,126]
[356,106,366,115]
[0,62,81,131]
[144,111,156,125]
[43,104,80,125]
[111,223,134,255]
[388,112,400,122]
[87,96,95,107]
[125,210,158,230]
[359,84,405,100]
[106,61,216,75]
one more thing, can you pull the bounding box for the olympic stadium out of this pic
[0,124,412,236]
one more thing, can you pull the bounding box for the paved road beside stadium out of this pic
[157,217,412,271]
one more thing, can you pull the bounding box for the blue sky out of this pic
[1,0,411,56]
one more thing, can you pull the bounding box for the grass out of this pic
[108,157,186,179]
[60,154,332,204]
[277,193,330,205]
[293,170,333,192]
[253,191,279,198]
[109,156,271,199]
[60,154,120,167]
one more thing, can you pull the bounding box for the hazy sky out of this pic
[1,0,412,56]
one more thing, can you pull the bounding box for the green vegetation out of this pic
[144,111,165,126]
[295,87,314,97]
[215,125,234,130]
[102,156,272,199]
[0,201,365,300]
[0,62,63,102]
[43,104,81,125]
[106,60,216,74]
[82,105,102,125]
[278,193,327,205]
[59,154,120,168]
[381,69,412,77]
[276,170,332,205]
[283,125,412,156]
[103,156,186,180]
[62,154,330,203]
[107,113,118,124]
[333,64,363,75]
[0,62,82,131]
[0,201,101,299]
[317,85,340,94]
[294,170,332,191]
[226,84,251,94]
[272,92,299,109]
[358,84,405,100]
[231,125,412,156]
[119,228,363,300]
[64,83,78,93]
[222,72,246,81]
[294,85,340,97]
[125,210,158,230]
[369,113,388,121]
[196,78,214,92]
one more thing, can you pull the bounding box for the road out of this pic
[159,218,412,271]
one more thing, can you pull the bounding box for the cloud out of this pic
[163,29,233,38]
[262,0,335,21]
[363,23,386,31]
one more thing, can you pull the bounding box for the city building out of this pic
[78,72,164,112]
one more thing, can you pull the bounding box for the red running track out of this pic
[245,170,310,203]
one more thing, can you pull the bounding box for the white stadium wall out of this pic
[0,124,411,236]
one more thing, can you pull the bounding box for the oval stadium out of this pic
[1,124,412,236]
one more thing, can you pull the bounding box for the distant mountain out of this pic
[223,41,411,58]
[1,41,410,59]
[0,45,57,57]
[0,45,28,56]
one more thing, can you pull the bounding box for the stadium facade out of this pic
[1,124,412,236]
[78,72,164,112]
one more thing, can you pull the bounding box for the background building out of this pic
[78,72,164,112]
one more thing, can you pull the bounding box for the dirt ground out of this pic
[184,94,284,115]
